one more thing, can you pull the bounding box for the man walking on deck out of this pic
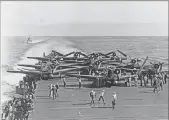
[55,83,59,97]
[90,90,96,105]
[112,92,117,110]
[98,90,105,104]
[159,75,163,91]
[49,84,53,98]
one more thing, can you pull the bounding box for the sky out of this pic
[1,1,168,36]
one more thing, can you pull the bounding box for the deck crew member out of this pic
[90,90,96,105]
[164,73,167,84]
[98,90,105,104]
[8,104,13,119]
[161,73,165,84]
[63,76,66,88]
[159,76,163,91]
[1,110,6,120]
[128,76,132,87]
[55,83,59,97]
[150,74,153,86]
[112,92,117,110]
[48,84,53,98]
[134,75,138,87]
[78,77,82,89]
[33,80,37,90]
[52,85,56,99]
[153,74,158,93]
[19,80,23,88]
[143,75,148,87]
[131,70,134,75]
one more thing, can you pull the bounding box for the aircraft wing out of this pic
[78,52,89,58]
[58,63,78,67]
[120,68,140,71]
[66,74,103,79]
[159,70,169,74]
[17,68,39,71]
[71,66,89,69]
[63,52,75,57]
[142,64,154,70]
[102,62,122,65]
[119,75,138,80]
[27,57,49,61]
[62,60,85,64]
[53,67,87,75]
[117,49,127,57]
[63,57,88,61]
[17,64,41,69]
[7,70,42,75]
[101,59,121,62]
[52,50,64,56]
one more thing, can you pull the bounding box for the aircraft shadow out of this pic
[36,96,51,100]
[36,97,51,100]
[139,90,154,93]
[55,100,70,103]
[72,102,91,106]
[138,86,154,88]
[35,100,59,103]
[36,95,49,98]
[60,84,92,88]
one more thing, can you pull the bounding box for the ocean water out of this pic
[1,36,168,105]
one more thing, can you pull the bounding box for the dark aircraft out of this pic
[141,61,167,75]
[7,64,88,80]
[66,56,148,87]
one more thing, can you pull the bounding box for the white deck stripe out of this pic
[50,104,167,110]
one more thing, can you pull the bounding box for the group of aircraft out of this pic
[7,49,167,87]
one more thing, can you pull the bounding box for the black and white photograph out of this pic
[1,1,168,120]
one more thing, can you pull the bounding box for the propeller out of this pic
[74,52,79,58]
[129,57,142,65]
[149,61,164,70]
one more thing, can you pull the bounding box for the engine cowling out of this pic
[154,64,159,69]
[74,53,79,58]
[131,59,137,64]
[114,69,120,74]
[112,52,116,56]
